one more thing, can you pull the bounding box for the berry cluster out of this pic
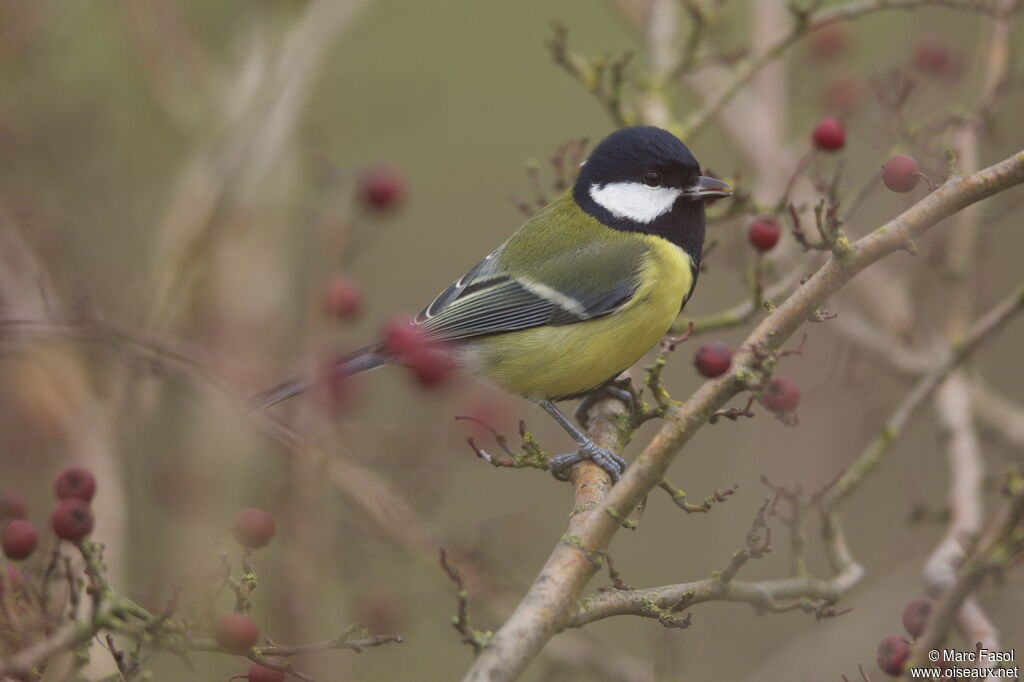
[220,509,326,681]
[221,509,276,675]
[1,467,97,564]
[875,597,936,676]
[215,507,278,655]
[1,488,400,681]
[383,319,455,387]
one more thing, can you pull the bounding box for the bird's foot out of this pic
[549,440,627,482]
[574,380,638,430]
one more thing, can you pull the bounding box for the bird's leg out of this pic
[541,400,627,482]
[573,379,638,430]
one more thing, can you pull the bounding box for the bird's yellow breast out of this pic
[462,236,694,401]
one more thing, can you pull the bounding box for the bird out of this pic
[253,126,732,482]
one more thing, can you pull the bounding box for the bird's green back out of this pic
[495,191,650,300]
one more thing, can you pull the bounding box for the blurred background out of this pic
[0,1,1022,680]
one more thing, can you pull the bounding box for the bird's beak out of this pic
[685,175,733,200]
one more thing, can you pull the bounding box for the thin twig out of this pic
[825,284,1024,508]
[440,548,491,653]
[678,0,1000,139]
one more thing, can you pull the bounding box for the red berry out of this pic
[762,376,801,413]
[747,218,781,251]
[902,597,934,639]
[809,21,849,59]
[381,319,426,358]
[323,275,363,319]
[0,491,28,520]
[247,663,284,682]
[407,346,454,388]
[359,166,406,210]
[913,36,962,79]
[380,319,453,387]
[812,117,845,151]
[232,508,276,549]
[825,74,866,116]
[51,499,94,542]
[876,634,911,676]
[2,520,38,560]
[54,467,97,502]
[694,342,733,378]
[882,155,921,193]
[215,613,260,651]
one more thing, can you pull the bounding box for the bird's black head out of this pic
[573,126,731,259]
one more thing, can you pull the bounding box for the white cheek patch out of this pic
[589,182,682,224]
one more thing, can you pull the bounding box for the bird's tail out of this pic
[249,343,390,410]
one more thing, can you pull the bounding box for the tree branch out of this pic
[461,149,1024,682]
[921,2,1019,665]
[971,380,1024,449]
[571,575,839,628]
[907,470,1024,671]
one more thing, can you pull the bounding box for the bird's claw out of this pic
[574,381,638,430]
[549,442,627,482]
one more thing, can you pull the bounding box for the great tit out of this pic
[254,126,732,481]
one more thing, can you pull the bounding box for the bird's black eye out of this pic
[643,170,662,187]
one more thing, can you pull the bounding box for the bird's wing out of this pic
[415,246,506,324]
[415,218,649,343]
